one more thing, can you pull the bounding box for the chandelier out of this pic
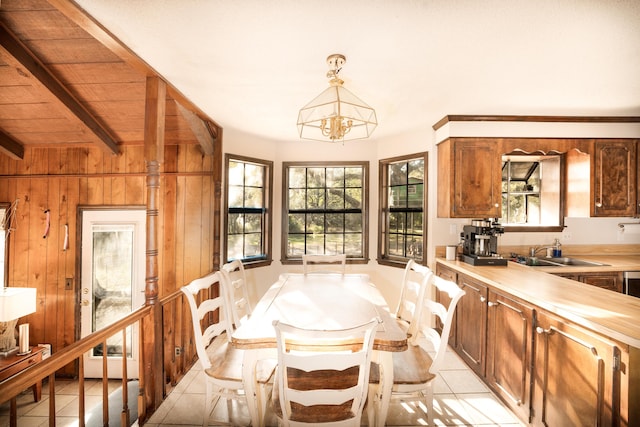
[297,54,377,142]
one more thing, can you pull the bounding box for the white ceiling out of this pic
[76,0,640,143]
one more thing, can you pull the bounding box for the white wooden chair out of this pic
[301,254,347,275]
[370,274,465,426]
[181,271,274,426]
[271,318,380,426]
[394,259,433,341]
[221,259,252,328]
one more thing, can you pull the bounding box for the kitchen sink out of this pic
[524,257,609,267]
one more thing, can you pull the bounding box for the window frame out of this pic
[377,152,428,268]
[281,161,369,265]
[223,154,273,269]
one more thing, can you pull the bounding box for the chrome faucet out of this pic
[530,238,562,257]
[529,245,555,257]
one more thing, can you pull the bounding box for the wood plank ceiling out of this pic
[0,0,221,160]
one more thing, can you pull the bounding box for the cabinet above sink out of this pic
[434,116,640,222]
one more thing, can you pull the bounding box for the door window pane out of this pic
[91,224,134,358]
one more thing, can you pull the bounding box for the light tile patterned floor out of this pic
[146,345,525,426]
[1,347,525,426]
[0,351,524,427]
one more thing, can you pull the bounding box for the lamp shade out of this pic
[297,84,377,142]
[0,287,37,321]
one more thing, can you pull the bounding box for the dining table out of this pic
[231,272,408,427]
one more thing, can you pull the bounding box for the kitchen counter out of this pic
[436,257,640,348]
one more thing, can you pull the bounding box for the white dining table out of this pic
[231,273,408,427]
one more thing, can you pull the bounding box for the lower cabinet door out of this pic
[486,290,534,423]
[533,311,618,427]
[456,274,488,376]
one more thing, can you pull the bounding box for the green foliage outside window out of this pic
[284,164,366,259]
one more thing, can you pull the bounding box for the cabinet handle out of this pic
[595,201,603,208]
[494,203,499,208]
[480,296,486,303]
[536,326,553,335]
[487,301,497,307]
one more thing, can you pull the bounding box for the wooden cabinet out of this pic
[592,139,637,217]
[455,273,488,376]
[437,138,502,218]
[581,272,623,292]
[553,271,623,293]
[437,260,638,427]
[532,310,619,427]
[486,290,535,423]
[442,269,536,422]
[436,137,639,219]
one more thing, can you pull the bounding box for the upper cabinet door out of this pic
[592,140,637,217]
[438,138,502,218]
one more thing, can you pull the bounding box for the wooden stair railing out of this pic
[0,286,202,426]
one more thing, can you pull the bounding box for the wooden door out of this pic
[593,140,637,217]
[455,274,488,376]
[486,290,534,423]
[533,311,618,427]
[80,209,146,379]
[452,139,502,218]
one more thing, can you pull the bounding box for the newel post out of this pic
[141,76,166,417]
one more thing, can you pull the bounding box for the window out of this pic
[282,162,368,263]
[501,154,564,231]
[224,154,273,267]
[378,153,427,266]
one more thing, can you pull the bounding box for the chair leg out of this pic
[366,384,377,427]
[204,381,222,427]
[204,381,212,427]
[425,385,434,426]
[257,383,269,426]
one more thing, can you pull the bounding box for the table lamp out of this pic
[0,286,37,357]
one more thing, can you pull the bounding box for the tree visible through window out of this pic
[379,153,427,265]
[283,162,368,261]
[224,155,273,266]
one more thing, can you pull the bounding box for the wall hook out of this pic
[43,209,50,239]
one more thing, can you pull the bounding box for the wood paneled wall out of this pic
[0,144,218,375]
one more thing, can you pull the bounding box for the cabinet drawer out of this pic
[0,350,43,382]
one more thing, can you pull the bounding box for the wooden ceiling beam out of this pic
[0,22,120,155]
[48,0,223,146]
[0,130,24,160]
[176,102,216,155]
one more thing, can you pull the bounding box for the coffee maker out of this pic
[461,219,508,266]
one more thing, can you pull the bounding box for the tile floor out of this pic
[1,345,525,426]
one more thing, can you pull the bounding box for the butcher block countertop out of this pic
[436,256,640,349]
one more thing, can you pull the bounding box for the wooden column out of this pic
[142,76,166,416]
